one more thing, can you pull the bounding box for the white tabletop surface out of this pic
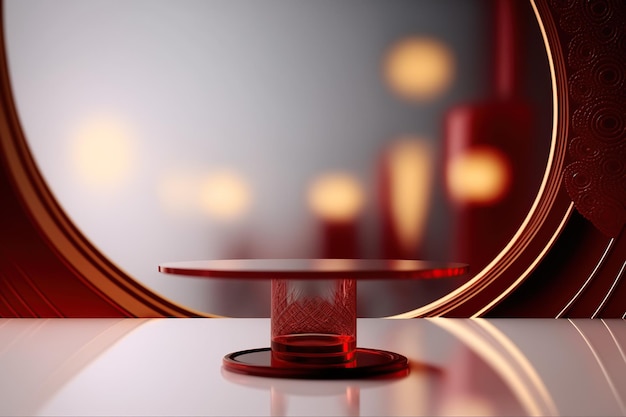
[0,318,624,416]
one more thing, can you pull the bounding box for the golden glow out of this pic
[387,138,433,252]
[200,170,251,221]
[308,173,364,222]
[70,118,135,188]
[384,37,455,101]
[447,146,511,204]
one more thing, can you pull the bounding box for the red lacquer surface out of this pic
[158,258,469,280]
[223,347,411,379]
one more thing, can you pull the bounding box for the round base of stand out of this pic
[223,347,409,379]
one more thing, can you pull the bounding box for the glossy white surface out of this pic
[0,318,624,416]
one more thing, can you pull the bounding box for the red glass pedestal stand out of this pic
[159,259,468,379]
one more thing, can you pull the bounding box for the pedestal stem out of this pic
[270,278,357,365]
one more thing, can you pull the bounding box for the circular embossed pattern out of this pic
[571,98,624,144]
[569,136,601,161]
[601,156,624,177]
[559,0,626,237]
[593,22,621,44]
[559,9,586,35]
[565,162,594,197]
[592,57,625,91]
[581,0,613,24]
[567,34,599,69]
[569,71,594,103]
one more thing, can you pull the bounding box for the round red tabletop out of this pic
[158,258,469,280]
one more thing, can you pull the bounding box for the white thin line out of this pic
[602,320,626,365]
[593,261,626,318]
[557,238,615,318]
[569,319,626,415]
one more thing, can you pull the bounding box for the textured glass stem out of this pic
[271,278,356,365]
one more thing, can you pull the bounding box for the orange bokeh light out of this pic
[384,37,455,101]
[307,173,365,222]
[386,138,433,252]
[446,146,512,204]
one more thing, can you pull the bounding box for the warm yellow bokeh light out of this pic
[200,170,252,221]
[387,138,433,252]
[447,146,512,204]
[71,118,135,187]
[308,173,365,222]
[384,37,455,101]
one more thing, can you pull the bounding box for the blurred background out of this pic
[4,0,552,316]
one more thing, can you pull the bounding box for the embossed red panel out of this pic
[556,0,626,237]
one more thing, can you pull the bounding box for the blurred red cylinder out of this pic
[320,220,359,259]
[443,0,536,271]
[444,102,534,269]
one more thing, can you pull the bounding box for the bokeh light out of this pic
[70,118,135,188]
[200,170,252,221]
[446,146,512,204]
[386,137,433,252]
[307,173,365,222]
[384,36,455,101]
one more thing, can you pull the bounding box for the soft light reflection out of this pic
[446,146,511,204]
[430,318,557,416]
[313,258,357,271]
[223,369,362,416]
[200,170,251,221]
[386,138,433,253]
[384,37,455,101]
[307,173,364,222]
[70,118,135,188]
[0,319,144,417]
[387,324,429,416]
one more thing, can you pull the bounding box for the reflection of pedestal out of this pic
[159,258,468,379]
[222,368,363,416]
